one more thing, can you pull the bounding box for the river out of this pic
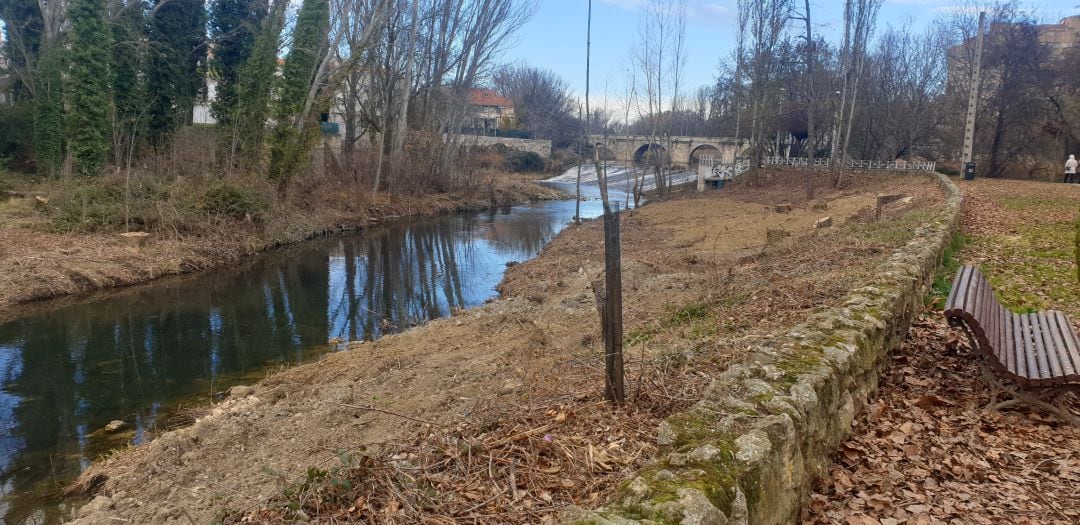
[0,195,606,524]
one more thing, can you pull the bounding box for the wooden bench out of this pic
[944,265,1080,423]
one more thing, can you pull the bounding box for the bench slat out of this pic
[992,303,1006,372]
[963,269,982,328]
[944,266,969,314]
[1053,312,1080,382]
[1017,314,1033,385]
[1003,309,1016,375]
[976,278,989,347]
[1010,314,1024,381]
[1028,313,1053,384]
[1041,311,1067,384]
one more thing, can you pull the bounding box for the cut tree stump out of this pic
[875,193,907,219]
[119,232,150,249]
[814,216,833,229]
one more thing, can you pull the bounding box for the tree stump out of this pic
[119,232,150,249]
[875,193,907,219]
[814,216,833,229]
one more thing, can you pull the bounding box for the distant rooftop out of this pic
[468,88,513,108]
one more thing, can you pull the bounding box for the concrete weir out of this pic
[565,173,963,525]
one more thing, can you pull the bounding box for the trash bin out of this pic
[963,162,976,181]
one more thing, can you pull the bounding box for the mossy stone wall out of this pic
[567,173,962,525]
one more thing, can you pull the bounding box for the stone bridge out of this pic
[591,135,747,167]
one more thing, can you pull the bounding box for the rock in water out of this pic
[104,420,125,433]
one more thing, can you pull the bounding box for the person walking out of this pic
[1066,154,1078,183]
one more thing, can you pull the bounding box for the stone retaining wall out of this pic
[457,135,553,158]
[568,173,962,525]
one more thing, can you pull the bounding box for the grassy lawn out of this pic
[958,179,1080,318]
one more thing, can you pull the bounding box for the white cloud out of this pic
[688,3,732,26]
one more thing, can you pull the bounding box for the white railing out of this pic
[763,157,936,172]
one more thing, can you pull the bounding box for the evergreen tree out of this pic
[267,0,328,184]
[232,0,286,169]
[110,0,148,162]
[68,0,113,176]
[209,0,266,125]
[146,0,207,143]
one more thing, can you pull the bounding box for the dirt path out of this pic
[67,171,946,524]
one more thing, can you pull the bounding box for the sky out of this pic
[505,0,1078,105]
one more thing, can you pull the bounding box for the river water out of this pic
[0,195,605,524]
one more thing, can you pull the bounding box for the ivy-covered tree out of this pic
[33,47,65,177]
[267,0,328,185]
[110,0,148,164]
[146,0,207,143]
[209,0,266,126]
[68,0,113,176]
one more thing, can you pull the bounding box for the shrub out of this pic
[504,151,545,172]
[201,182,268,220]
[48,183,128,232]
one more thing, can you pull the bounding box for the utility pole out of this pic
[961,11,986,177]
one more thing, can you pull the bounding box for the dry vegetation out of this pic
[0,148,561,321]
[67,169,946,524]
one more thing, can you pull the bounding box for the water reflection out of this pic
[0,198,602,524]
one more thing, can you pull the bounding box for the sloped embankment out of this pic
[569,173,961,524]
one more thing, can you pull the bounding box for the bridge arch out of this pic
[689,144,721,168]
[633,143,670,165]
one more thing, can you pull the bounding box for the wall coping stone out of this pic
[566,173,962,525]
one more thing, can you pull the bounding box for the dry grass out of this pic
[216,170,948,524]
[0,170,562,322]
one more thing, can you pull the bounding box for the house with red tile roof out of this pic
[467,88,515,134]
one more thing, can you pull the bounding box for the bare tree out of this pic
[831,0,881,188]
[630,0,687,197]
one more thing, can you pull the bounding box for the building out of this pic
[1034,15,1080,59]
[466,88,515,134]
[948,14,1080,83]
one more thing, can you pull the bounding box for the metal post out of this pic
[962,12,986,168]
[603,202,625,403]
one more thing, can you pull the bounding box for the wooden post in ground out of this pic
[603,202,625,403]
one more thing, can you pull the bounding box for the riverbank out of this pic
[0,171,562,323]
[68,170,948,524]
